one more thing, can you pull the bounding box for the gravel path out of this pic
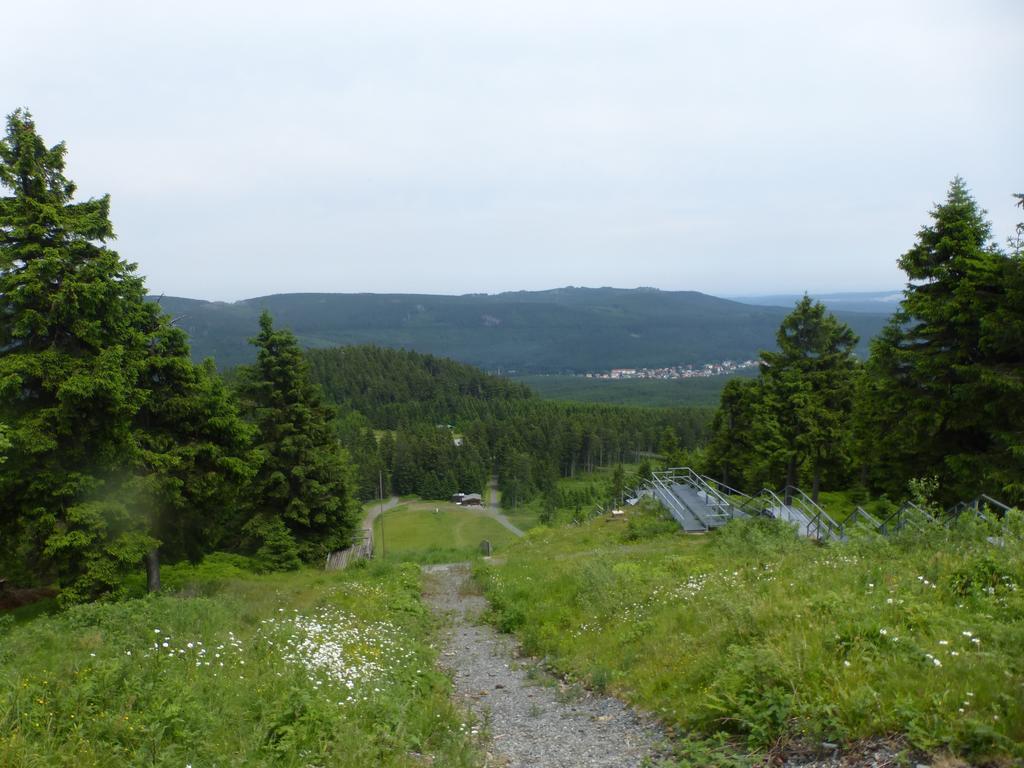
[483,477,525,537]
[362,495,401,533]
[422,563,667,768]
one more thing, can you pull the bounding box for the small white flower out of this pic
[933,658,942,667]
[939,640,949,645]
[879,628,888,636]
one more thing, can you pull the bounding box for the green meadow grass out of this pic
[373,502,518,561]
[503,464,642,531]
[0,557,479,767]
[477,503,1024,765]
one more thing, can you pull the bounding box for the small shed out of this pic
[461,493,483,506]
[451,493,465,504]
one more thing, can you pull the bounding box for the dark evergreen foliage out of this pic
[235,312,360,564]
[0,110,258,601]
[704,180,1024,507]
[760,296,859,500]
[304,345,712,503]
[863,179,1024,503]
[703,297,859,499]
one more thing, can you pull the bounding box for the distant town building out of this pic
[586,359,757,381]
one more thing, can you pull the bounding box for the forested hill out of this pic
[153,288,891,371]
[303,344,712,503]
[306,345,534,428]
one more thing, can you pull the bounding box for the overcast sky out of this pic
[5,1,1022,301]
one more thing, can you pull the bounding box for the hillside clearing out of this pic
[374,502,520,562]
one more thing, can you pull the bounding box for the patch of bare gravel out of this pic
[422,563,670,768]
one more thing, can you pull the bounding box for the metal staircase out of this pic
[649,468,743,532]
[642,469,1013,544]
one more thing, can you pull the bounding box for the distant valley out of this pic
[151,287,894,372]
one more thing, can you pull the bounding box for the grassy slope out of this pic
[374,502,518,562]
[506,464,639,531]
[477,504,1024,764]
[0,556,479,767]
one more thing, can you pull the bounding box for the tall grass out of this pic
[0,558,478,767]
[477,503,1024,764]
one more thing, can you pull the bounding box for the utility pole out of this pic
[378,470,385,558]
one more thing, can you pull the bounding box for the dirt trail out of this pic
[422,563,666,768]
[483,477,525,538]
[362,495,401,532]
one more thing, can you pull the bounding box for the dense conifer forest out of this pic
[306,344,711,503]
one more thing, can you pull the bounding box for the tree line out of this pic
[0,111,360,604]
[703,178,1024,508]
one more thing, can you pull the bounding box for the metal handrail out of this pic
[841,506,882,531]
[947,495,1010,525]
[658,468,732,524]
[877,501,934,535]
[650,472,709,531]
[759,488,806,528]
[979,494,1012,514]
[699,476,754,517]
[685,471,737,522]
[781,486,844,541]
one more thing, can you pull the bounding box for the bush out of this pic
[242,514,302,573]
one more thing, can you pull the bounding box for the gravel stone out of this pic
[422,563,669,768]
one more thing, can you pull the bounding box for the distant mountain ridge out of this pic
[150,287,893,372]
[731,290,904,315]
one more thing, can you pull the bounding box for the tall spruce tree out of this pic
[760,296,859,501]
[703,377,767,492]
[0,110,257,601]
[974,192,1024,502]
[237,311,359,565]
[0,109,159,601]
[869,178,1021,503]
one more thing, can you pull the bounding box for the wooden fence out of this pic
[324,529,374,571]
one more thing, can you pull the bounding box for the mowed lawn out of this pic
[373,502,518,561]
